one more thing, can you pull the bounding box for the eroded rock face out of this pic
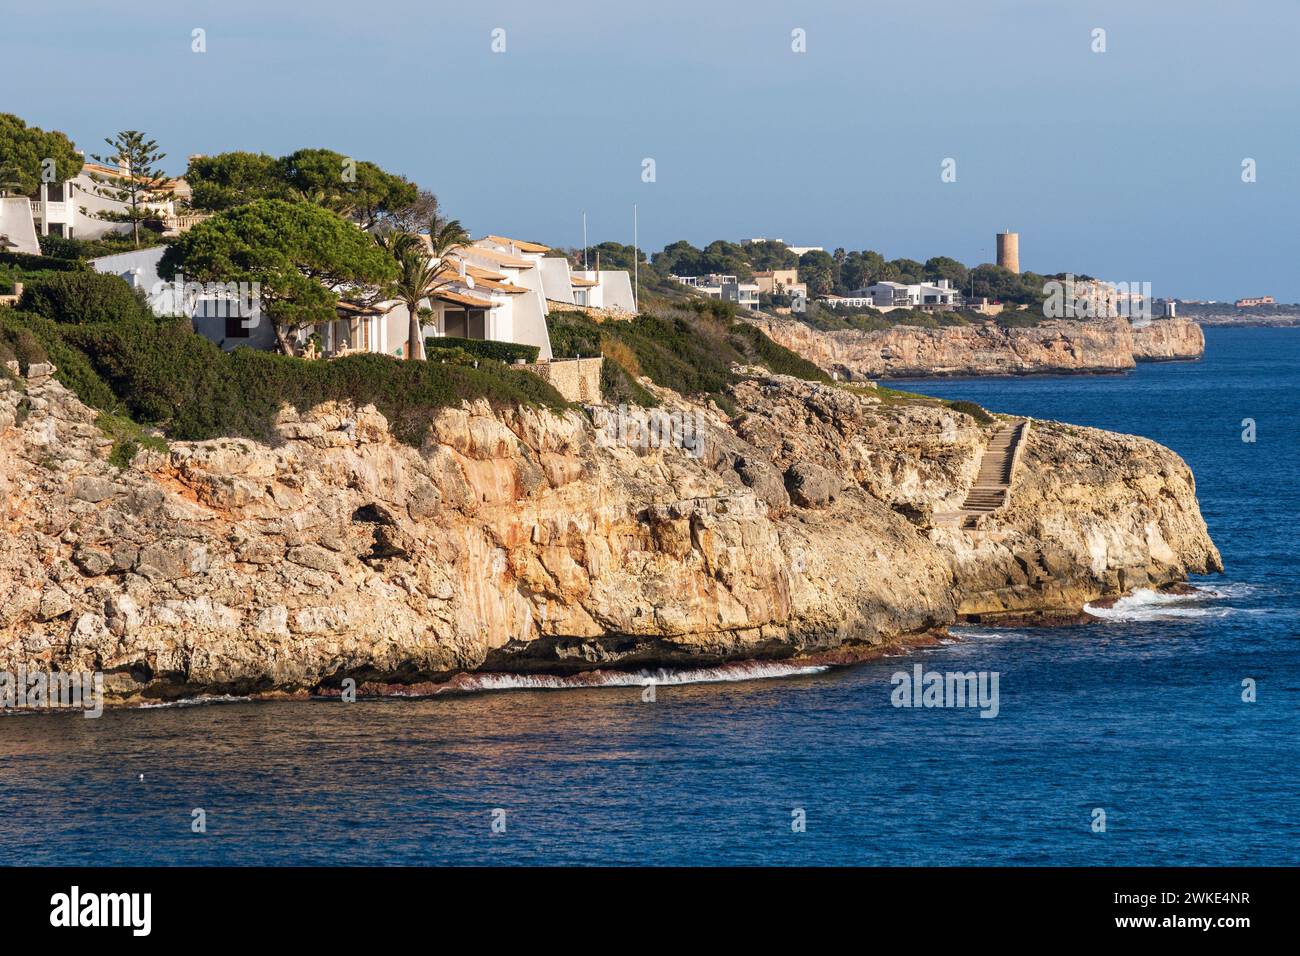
[1130,317,1206,362]
[0,365,1220,702]
[749,316,1204,380]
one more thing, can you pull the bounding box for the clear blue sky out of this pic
[8,0,1298,300]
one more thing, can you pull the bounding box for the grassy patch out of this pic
[97,410,168,469]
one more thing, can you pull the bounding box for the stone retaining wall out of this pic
[527,357,603,404]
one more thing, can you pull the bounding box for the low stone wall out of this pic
[545,300,633,323]
[527,357,603,404]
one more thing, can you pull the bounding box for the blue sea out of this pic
[1,327,1296,866]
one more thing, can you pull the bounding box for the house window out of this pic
[467,309,486,339]
[444,309,467,338]
[225,312,250,339]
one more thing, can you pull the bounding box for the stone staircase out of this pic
[957,419,1028,529]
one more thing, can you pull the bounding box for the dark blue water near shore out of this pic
[2,328,1296,865]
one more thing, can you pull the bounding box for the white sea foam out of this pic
[1196,582,1258,600]
[438,661,830,695]
[1084,587,1231,622]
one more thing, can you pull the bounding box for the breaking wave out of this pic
[1084,587,1234,622]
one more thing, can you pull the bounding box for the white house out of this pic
[672,273,761,311]
[826,279,961,309]
[533,249,636,313]
[90,246,277,351]
[439,238,554,360]
[570,270,636,311]
[30,161,192,241]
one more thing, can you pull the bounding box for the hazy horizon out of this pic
[7,0,1298,300]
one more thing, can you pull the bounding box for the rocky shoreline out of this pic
[748,316,1205,380]
[0,360,1221,704]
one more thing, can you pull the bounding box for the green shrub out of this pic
[425,336,539,364]
[19,271,153,325]
[600,356,659,407]
[547,319,602,360]
[0,309,120,411]
[726,322,831,382]
[947,400,995,425]
[2,306,570,445]
[96,410,168,469]
[60,316,228,423]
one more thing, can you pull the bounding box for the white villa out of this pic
[821,279,961,310]
[483,237,636,312]
[671,273,761,311]
[29,160,194,240]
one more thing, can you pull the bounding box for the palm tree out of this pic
[377,218,470,360]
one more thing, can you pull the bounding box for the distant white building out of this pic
[30,160,192,241]
[823,279,960,309]
[672,273,761,311]
[747,238,823,257]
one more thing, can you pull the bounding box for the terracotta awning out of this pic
[433,289,495,308]
[480,234,550,253]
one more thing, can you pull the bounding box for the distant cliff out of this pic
[748,317,1204,379]
[1129,317,1207,361]
[0,362,1220,702]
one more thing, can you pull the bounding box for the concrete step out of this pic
[956,419,1026,526]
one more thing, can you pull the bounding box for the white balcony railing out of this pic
[29,199,72,220]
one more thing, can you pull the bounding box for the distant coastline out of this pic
[747,315,1204,381]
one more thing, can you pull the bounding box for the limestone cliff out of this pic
[750,316,1204,380]
[0,362,1220,702]
[1130,317,1206,362]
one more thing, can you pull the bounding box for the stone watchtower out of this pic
[996,230,1020,274]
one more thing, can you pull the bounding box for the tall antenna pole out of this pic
[582,211,588,270]
[633,203,639,312]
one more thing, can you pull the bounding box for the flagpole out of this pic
[633,203,639,313]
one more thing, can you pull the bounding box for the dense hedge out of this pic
[2,310,568,445]
[19,271,155,325]
[0,309,120,410]
[425,335,539,364]
[0,251,87,273]
[37,232,166,260]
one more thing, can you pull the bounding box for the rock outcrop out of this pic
[0,362,1221,702]
[749,316,1204,379]
[1130,317,1206,362]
